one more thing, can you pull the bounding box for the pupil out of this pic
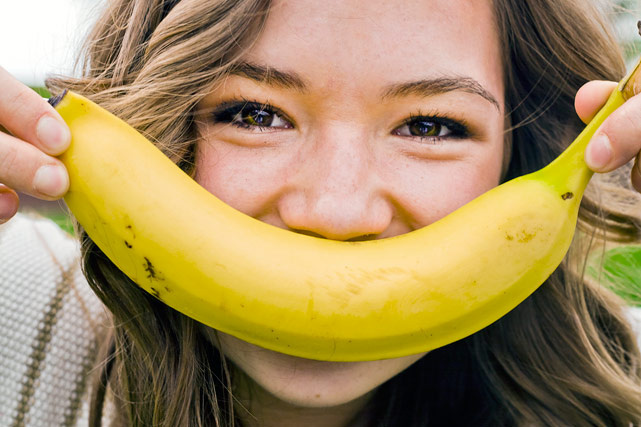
[247,109,273,126]
[410,120,439,137]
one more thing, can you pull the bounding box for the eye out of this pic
[393,114,468,141]
[211,101,293,130]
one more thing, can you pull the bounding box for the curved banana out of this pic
[51,60,640,361]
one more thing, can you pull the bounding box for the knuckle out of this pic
[4,88,33,117]
[615,104,641,134]
[0,142,21,177]
[0,83,48,137]
[620,104,641,131]
[604,103,641,156]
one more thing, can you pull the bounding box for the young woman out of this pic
[1,0,641,425]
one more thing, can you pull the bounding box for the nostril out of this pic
[276,188,394,242]
[345,234,378,242]
[290,229,325,239]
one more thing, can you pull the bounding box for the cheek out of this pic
[384,145,505,228]
[193,139,296,216]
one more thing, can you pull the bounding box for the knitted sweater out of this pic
[1,213,640,426]
[0,213,105,426]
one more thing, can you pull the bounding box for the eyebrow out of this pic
[228,62,308,91]
[229,62,500,111]
[381,77,501,111]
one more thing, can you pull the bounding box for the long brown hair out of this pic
[48,0,641,425]
[50,0,272,425]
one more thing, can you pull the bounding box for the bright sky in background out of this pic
[1,0,640,87]
[0,0,104,87]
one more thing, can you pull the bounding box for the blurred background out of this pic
[1,0,101,87]
[1,0,640,302]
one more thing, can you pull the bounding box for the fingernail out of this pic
[585,133,612,171]
[33,164,69,198]
[36,116,70,153]
[0,191,19,222]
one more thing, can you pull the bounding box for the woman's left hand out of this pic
[575,80,641,192]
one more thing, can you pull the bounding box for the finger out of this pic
[0,131,69,200]
[575,80,618,124]
[0,66,70,155]
[584,92,641,173]
[0,184,19,224]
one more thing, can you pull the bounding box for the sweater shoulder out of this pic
[0,213,106,426]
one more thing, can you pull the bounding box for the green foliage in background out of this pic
[588,246,641,307]
[50,212,75,235]
[31,86,50,98]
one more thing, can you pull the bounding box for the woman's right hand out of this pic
[0,66,70,224]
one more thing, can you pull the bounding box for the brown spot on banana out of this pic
[505,230,537,243]
[143,257,164,281]
[517,231,536,243]
[125,224,136,239]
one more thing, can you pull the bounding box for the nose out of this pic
[277,124,393,241]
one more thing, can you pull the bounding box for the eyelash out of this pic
[394,112,470,142]
[210,99,293,130]
[209,100,470,141]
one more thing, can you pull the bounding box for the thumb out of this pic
[574,80,618,124]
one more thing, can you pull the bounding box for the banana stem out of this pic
[538,55,641,196]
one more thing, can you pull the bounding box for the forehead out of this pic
[242,0,503,98]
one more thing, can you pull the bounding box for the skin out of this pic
[194,1,502,426]
[0,1,640,426]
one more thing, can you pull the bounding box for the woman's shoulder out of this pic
[0,212,106,426]
[0,212,89,305]
[0,211,78,266]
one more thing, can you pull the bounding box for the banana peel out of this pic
[49,55,641,361]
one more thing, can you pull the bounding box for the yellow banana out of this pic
[51,59,640,362]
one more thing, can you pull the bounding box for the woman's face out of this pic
[195,0,504,415]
